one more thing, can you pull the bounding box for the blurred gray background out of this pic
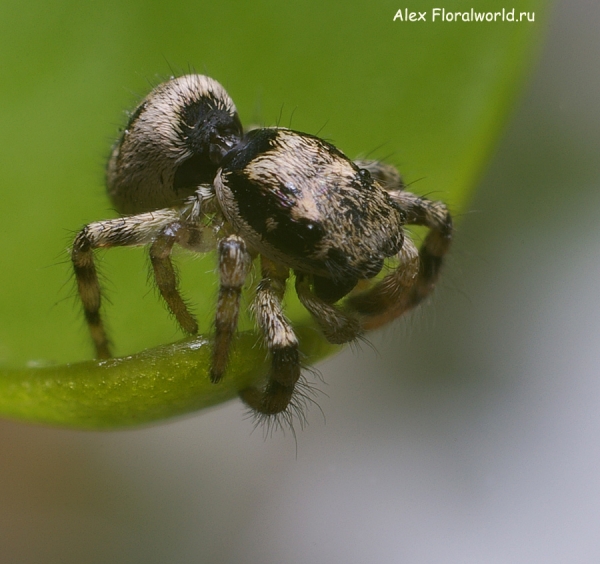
[1,0,599,562]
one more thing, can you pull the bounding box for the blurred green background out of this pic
[0,0,544,368]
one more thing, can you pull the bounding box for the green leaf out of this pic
[0,327,336,428]
[0,0,550,427]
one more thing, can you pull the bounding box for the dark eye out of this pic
[358,168,372,180]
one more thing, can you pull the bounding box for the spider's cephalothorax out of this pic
[215,128,406,302]
[71,74,452,418]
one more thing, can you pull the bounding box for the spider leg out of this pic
[240,257,300,415]
[395,191,453,304]
[149,222,199,335]
[72,208,190,358]
[354,159,404,191]
[210,234,252,383]
[346,191,452,329]
[295,274,361,344]
[345,236,420,329]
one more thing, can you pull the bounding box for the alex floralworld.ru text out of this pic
[393,8,535,22]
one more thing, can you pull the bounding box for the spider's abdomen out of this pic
[215,128,405,282]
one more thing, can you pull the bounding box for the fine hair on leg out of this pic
[210,234,252,383]
[240,257,301,415]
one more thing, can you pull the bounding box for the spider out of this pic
[71,74,452,416]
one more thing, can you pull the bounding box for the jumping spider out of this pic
[71,74,452,416]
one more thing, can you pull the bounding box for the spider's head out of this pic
[177,86,244,165]
[172,75,244,190]
[167,75,243,194]
[107,74,244,213]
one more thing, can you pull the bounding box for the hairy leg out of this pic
[240,257,301,415]
[347,190,452,329]
[354,159,404,191]
[210,234,252,383]
[391,191,453,305]
[149,222,199,335]
[72,209,184,358]
[295,274,361,344]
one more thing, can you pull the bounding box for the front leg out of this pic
[240,257,301,415]
[345,236,420,329]
[295,274,361,344]
[346,191,452,329]
[390,191,453,306]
